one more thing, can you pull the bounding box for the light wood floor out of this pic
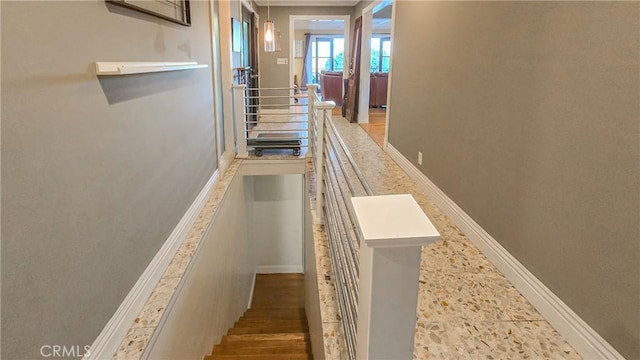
[359,108,386,148]
[206,274,312,359]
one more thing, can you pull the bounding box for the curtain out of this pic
[300,33,312,88]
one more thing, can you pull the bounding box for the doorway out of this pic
[356,0,393,148]
[242,5,260,127]
[289,15,350,107]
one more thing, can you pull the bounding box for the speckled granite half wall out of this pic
[320,116,582,359]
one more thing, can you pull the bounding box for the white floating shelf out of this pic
[95,62,208,75]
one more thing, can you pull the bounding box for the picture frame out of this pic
[232,18,242,53]
[106,0,191,27]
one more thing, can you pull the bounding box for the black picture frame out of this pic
[107,0,191,27]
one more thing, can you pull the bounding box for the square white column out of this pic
[351,194,440,360]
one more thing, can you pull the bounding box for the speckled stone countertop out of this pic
[314,116,582,359]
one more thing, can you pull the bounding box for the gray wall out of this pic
[146,175,254,359]
[1,1,216,359]
[257,6,354,90]
[387,2,639,358]
[252,175,304,272]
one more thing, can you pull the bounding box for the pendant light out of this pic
[264,0,275,52]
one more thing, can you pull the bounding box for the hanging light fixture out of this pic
[264,0,275,52]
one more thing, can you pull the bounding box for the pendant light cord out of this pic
[267,0,270,20]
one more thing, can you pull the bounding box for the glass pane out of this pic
[381,57,390,72]
[370,52,379,72]
[318,41,331,57]
[312,41,316,57]
[371,38,381,72]
[334,38,344,54]
[319,57,331,71]
[333,53,344,71]
[332,38,344,71]
[242,21,250,67]
[371,38,380,52]
[382,39,391,56]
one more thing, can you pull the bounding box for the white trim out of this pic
[241,0,258,14]
[94,62,207,75]
[218,0,236,156]
[357,0,394,125]
[255,265,304,274]
[247,272,257,309]
[84,169,221,360]
[218,149,235,177]
[239,159,306,176]
[385,143,625,360]
[383,1,396,149]
[357,10,372,124]
[256,0,360,5]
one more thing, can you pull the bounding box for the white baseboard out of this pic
[385,143,624,360]
[247,272,257,309]
[84,169,221,360]
[255,265,304,274]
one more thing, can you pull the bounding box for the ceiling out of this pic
[294,18,391,31]
[254,0,360,6]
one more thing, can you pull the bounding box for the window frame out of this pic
[310,35,345,84]
[370,34,391,73]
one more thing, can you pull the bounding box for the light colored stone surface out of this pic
[315,116,582,359]
[113,327,154,360]
[322,321,349,359]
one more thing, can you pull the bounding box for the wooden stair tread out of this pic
[217,339,308,347]
[204,354,313,360]
[227,327,308,335]
[208,273,312,360]
[222,333,309,343]
[212,344,308,355]
[235,319,307,326]
[242,310,306,318]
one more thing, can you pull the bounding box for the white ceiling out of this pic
[255,0,360,6]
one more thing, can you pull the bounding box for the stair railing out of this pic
[308,84,367,359]
[233,82,442,360]
[232,84,309,158]
[308,85,441,360]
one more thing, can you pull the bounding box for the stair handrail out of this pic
[233,84,309,159]
[307,84,442,360]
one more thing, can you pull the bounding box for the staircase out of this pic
[205,273,312,360]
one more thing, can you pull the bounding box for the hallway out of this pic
[2,1,636,359]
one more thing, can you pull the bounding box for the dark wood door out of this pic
[242,7,259,125]
[345,16,362,123]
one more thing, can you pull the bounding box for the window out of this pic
[242,20,250,67]
[310,36,345,84]
[370,36,391,73]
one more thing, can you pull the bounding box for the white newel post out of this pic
[351,194,441,360]
[232,84,248,158]
[313,101,334,225]
[307,84,318,109]
[307,84,318,159]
